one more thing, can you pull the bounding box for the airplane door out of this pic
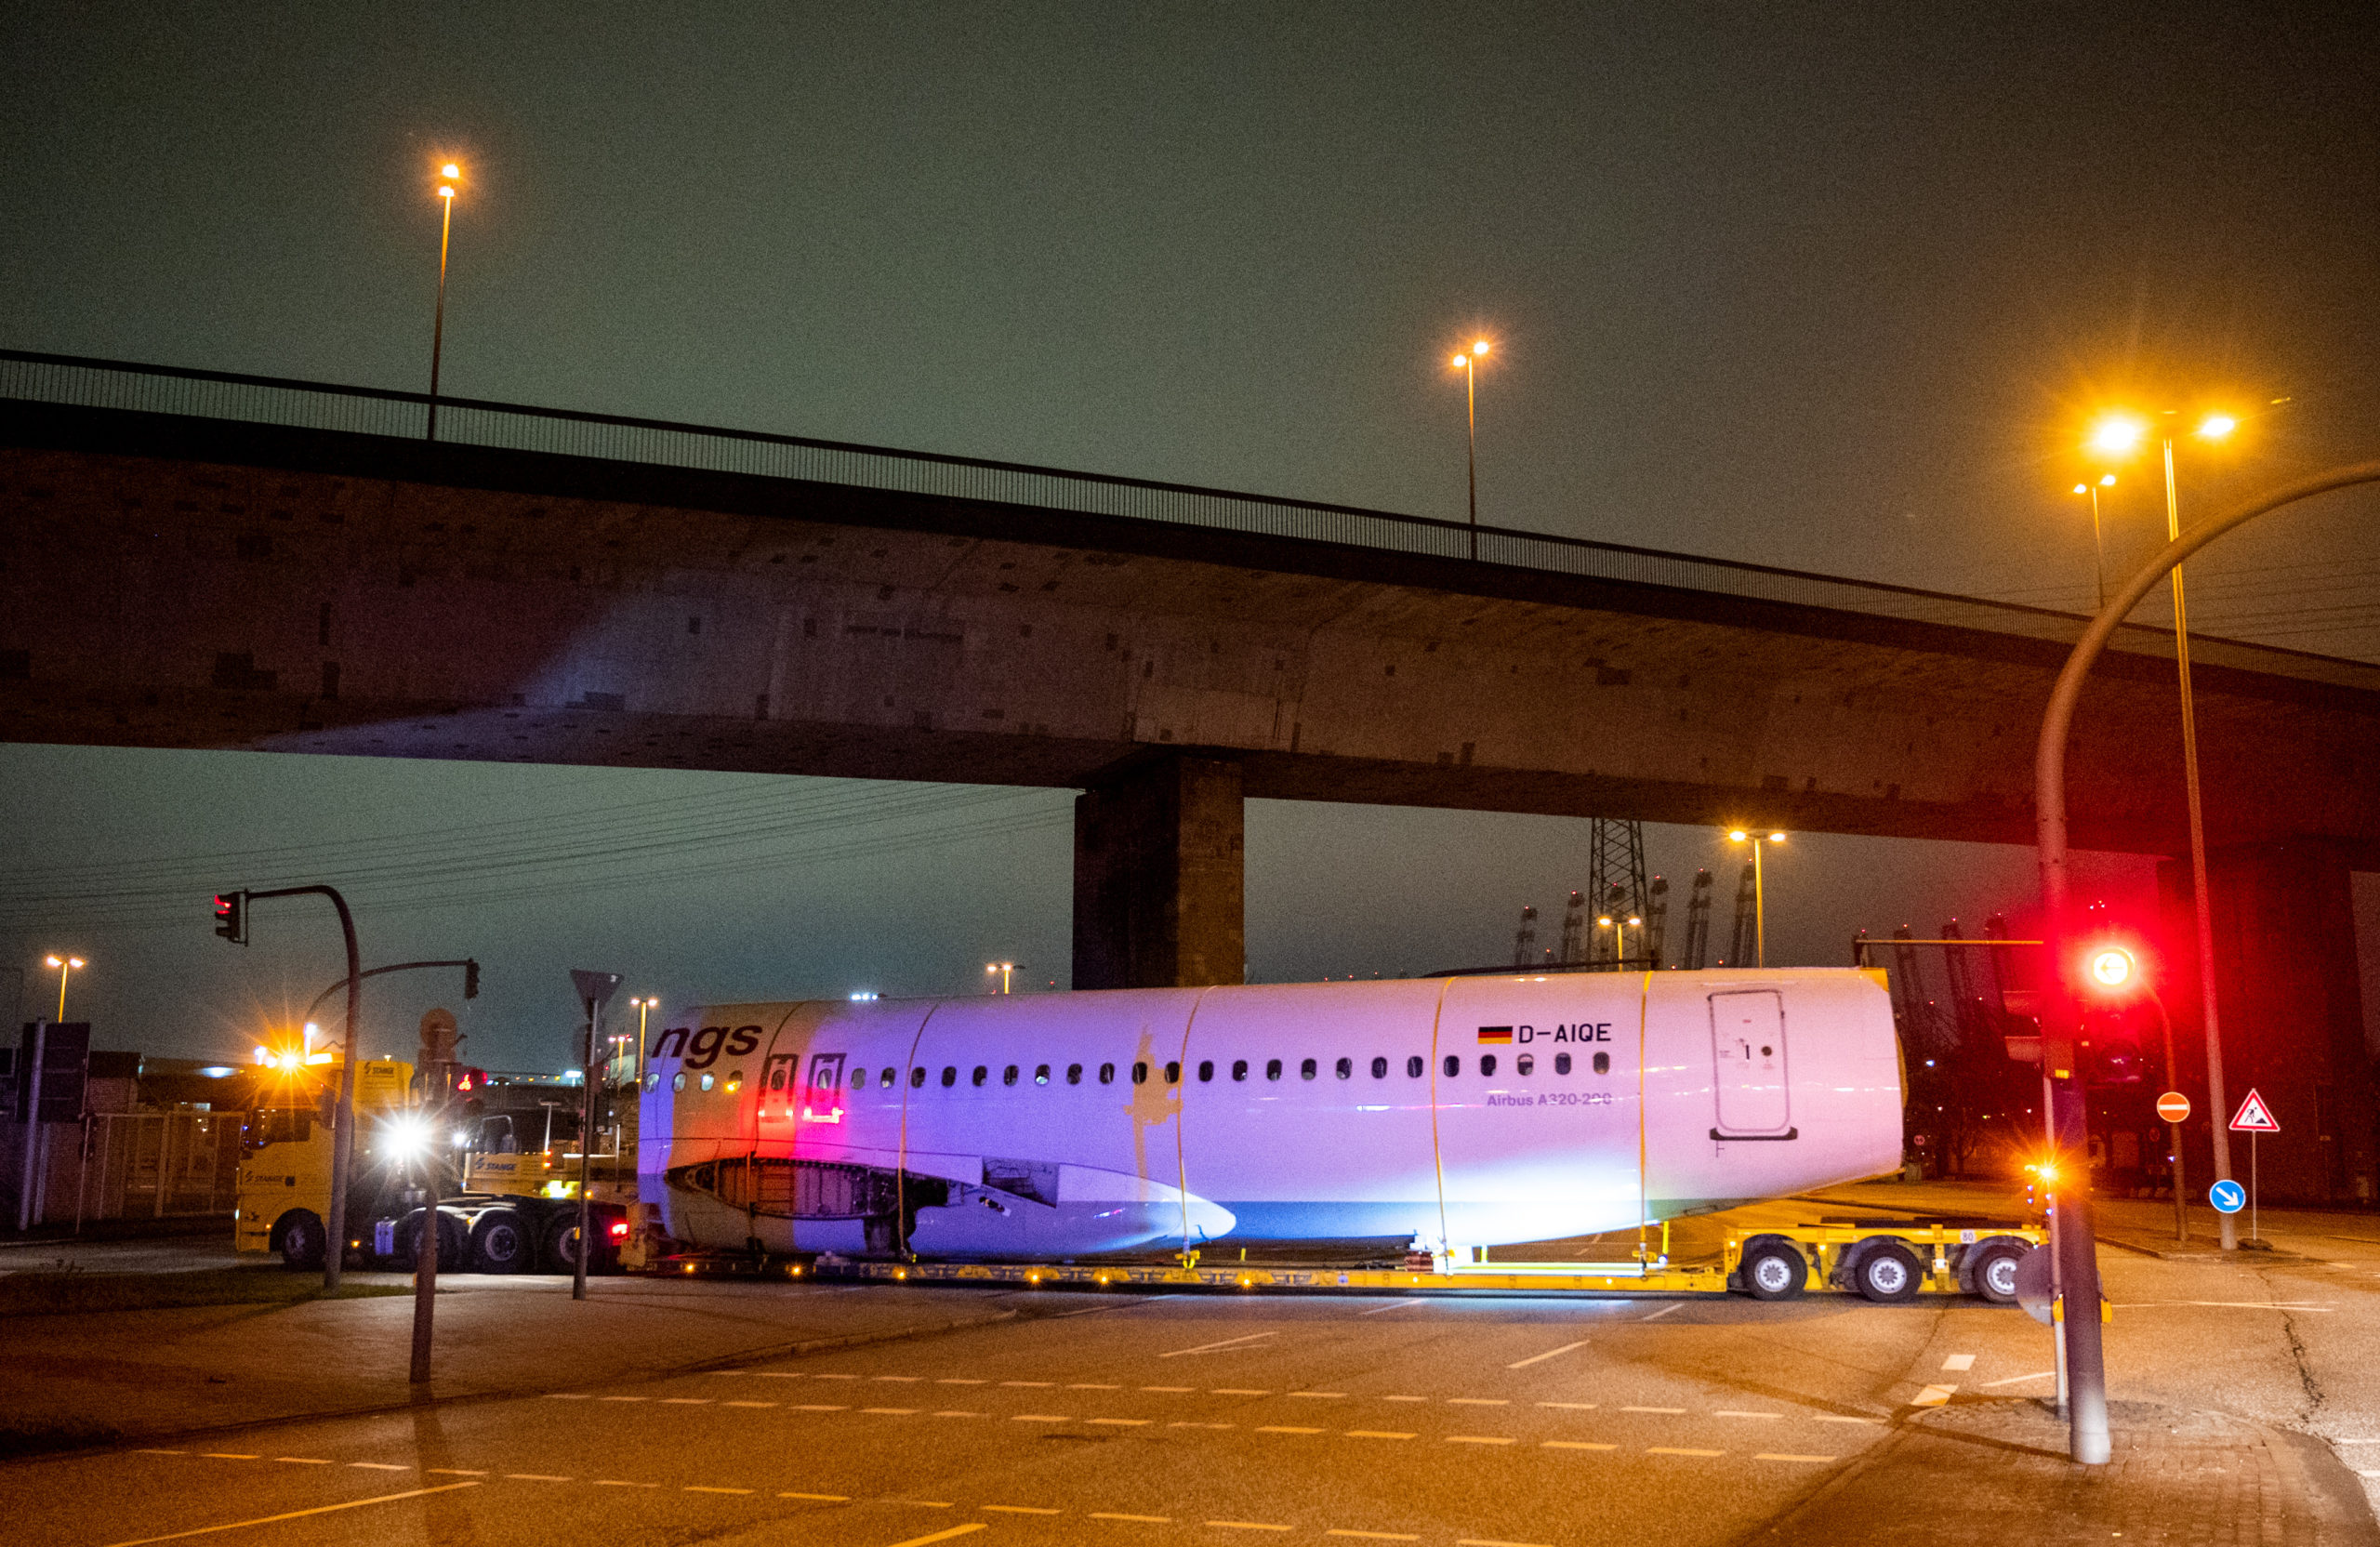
[1710,991,1792,1138]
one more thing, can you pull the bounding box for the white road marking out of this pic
[598,1396,646,1403]
[1642,1304,1683,1321]
[506,1474,573,1482]
[879,1527,985,1547]
[723,1400,777,1408]
[756,1372,806,1380]
[1505,1340,1589,1368]
[814,1373,859,1380]
[1206,1523,1293,1532]
[1357,1300,1427,1316]
[1910,1385,1956,1408]
[544,1393,590,1400]
[1647,1447,1724,1457]
[862,1407,919,1415]
[96,1481,480,1547]
[781,1491,851,1501]
[1171,1421,1234,1429]
[1290,1391,1347,1398]
[1092,1513,1174,1522]
[201,1454,258,1461]
[1940,1353,1976,1372]
[272,1458,331,1465]
[1001,1381,1056,1387]
[1141,1385,1194,1392]
[932,1410,984,1418]
[660,1398,712,1405]
[426,1470,486,1476]
[1346,1431,1416,1440]
[1327,1532,1420,1541]
[1448,1398,1508,1407]
[1714,1411,1780,1420]
[1256,1425,1326,1435]
[875,1375,924,1382]
[1070,1382,1122,1389]
[936,1378,987,1384]
[1091,1418,1153,1426]
[1620,1406,1684,1414]
[1012,1414,1072,1422]
[1815,1415,1883,1424]
[1536,1402,1597,1410]
[684,1485,753,1495]
[1382,1395,1428,1403]
[985,1505,1062,1514]
[1977,1371,2056,1388]
[594,1480,659,1488]
[1160,1332,1279,1357]
[1447,1435,1516,1445]
[1542,1441,1617,1451]
[1757,1453,1838,1463]
[795,1404,848,1411]
[350,1462,410,1471]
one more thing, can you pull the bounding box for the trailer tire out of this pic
[1741,1241,1808,1301]
[276,1210,325,1272]
[543,1216,590,1275]
[470,1210,535,1274]
[1967,1242,2025,1305]
[1853,1241,1923,1303]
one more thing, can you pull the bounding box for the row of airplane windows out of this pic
[657,1050,1616,1097]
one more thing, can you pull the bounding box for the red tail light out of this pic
[608,1221,629,1238]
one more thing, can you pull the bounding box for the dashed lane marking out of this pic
[1142,1385,1194,1392]
[135,1449,184,1455]
[886,1499,956,1508]
[1941,1354,1976,1372]
[1345,1431,1416,1440]
[1505,1340,1589,1369]
[1012,1414,1073,1422]
[1541,1441,1617,1451]
[1641,1304,1683,1321]
[598,1395,646,1403]
[506,1474,573,1482]
[796,1404,849,1411]
[426,1470,486,1476]
[1756,1453,1839,1463]
[272,1458,331,1465]
[1254,1426,1325,1435]
[876,1375,925,1382]
[782,1492,851,1501]
[1171,1421,1234,1430]
[1091,1418,1153,1426]
[814,1373,860,1380]
[1815,1415,1884,1424]
[1646,1448,1724,1457]
[1382,1396,1427,1403]
[1001,1381,1057,1387]
[880,1527,985,1547]
[1536,1402,1596,1410]
[984,1505,1063,1514]
[1620,1407,1685,1414]
[1328,1532,1420,1540]
[1447,1435,1515,1446]
[1447,1398,1508,1407]
[1091,1514,1174,1523]
[863,1408,920,1415]
[201,1454,258,1461]
[1070,1382,1122,1390]
[96,1481,481,1547]
[660,1398,713,1405]
[1289,1392,1347,1399]
[1977,1371,2055,1388]
[684,1486,753,1494]
[1357,1300,1426,1316]
[938,1378,989,1384]
[934,1410,984,1418]
[1206,1524,1293,1533]
[545,1393,590,1400]
[723,1401,777,1408]
[350,1462,409,1471]
[1212,1389,1271,1395]
[1160,1333,1280,1358]
[595,1480,659,1488]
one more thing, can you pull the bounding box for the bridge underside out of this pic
[4,402,2377,1202]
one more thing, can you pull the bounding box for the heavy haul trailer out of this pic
[233,1051,629,1275]
[712,1218,2047,1303]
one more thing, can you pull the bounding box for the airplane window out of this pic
[1370,1056,1387,1079]
[645,1072,660,1091]
[1265,1059,1283,1081]
[851,1068,866,1090]
[1065,1064,1082,1086]
[910,1066,926,1088]
[880,1067,896,1088]
[1099,1063,1116,1085]
[1131,1062,1148,1084]
[1335,1058,1352,1079]
[943,1066,958,1087]
[1516,1054,1534,1077]
[1593,1051,1611,1075]
[1035,1064,1051,1086]
[1407,1056,1424,1078]
[1479,1054,1497,1078]
[699,1073,716,1091]
[726,1071,745,1092]
[1297,1058,1315,1080]
[1554,1052,1572,1076]
[1231,1060,1249,1082]
[672,1072,686,1091]
[1168,1062,1183,1083]
[972,1065,988,1087]
[1005,1065,1021,1087]
[1442,1055,1461,1078]
[1197,1061,1214,1082]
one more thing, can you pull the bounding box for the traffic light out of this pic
[2078,940,2147,1087]
[463,959,481,998]
[453,1066,487,1093]
[212,891,247,945]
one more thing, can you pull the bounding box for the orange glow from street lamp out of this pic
[440,162,460,178]
[2196,413,2237,441]
[1450,353,1468,368]
[1472,339,1491,356]
[2086,413,2148,458]
[437,186,455,200]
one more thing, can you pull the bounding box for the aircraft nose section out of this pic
[1184,1195,1236,1241]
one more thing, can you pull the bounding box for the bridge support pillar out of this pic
[1073,754,1245,990]
[2155,839,2378,1206]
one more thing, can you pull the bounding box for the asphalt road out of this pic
[5,1189,2377,1546]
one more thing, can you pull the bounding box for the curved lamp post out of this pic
[2034,457,2380,1466]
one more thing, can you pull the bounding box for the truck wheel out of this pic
[1854,1242,1923,1303]
[1967,1243,2025,1305]
[543,1217,588,1274]
[396,1210,468,1270]
[470,1210,534,1274]
[277,1210,325,1272]
[1741,1241,1808,1301]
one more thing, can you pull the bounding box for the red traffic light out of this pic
[2084,945,2135,991]
[212,891,247,945]
[454,1067,486,1092]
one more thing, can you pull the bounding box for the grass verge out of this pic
[0,1267,410,1318]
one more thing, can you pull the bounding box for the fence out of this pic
[14,346,2363,684]
[76,1110,241,1222]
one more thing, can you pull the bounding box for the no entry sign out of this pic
[2155,1091,2191,1124]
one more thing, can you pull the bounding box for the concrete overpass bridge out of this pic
[4,350,2375,1200]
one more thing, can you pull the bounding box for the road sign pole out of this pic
[2250,1132,2258,1245]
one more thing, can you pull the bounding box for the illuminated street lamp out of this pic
[426,160,461,442]
[2082,404,2242,1250]
[1448,339,1491,561]
[1593,914,1646,969]
[628,996,658,1087]
[2069,473,2117,610]
[986,961,1016,995]
[42,954,84,1022]
[1726,830,1787,968]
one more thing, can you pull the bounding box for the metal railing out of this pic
[4,348,2370,688]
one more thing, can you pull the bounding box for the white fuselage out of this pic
[638,969,1902,1258]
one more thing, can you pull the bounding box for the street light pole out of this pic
[2071,474,2115,611]
[2158,429,2239,1253]
[1449,340,1490,561]
[44,954,83,1022]
[426,163,458,442]
[1727,830,1786,968]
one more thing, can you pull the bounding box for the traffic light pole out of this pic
[230,885,363,1295]
[2032,456,2380,1467]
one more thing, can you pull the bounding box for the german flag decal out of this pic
[1476,1025,1514,1045]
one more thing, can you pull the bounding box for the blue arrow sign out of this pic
[2209,1179,2246,1215]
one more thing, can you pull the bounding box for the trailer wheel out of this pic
[1741,1242,1808,1301]
[1967,1242,2025,1305]
[1854,1241,1923,1303]
[276,1210,325,1272]
[543,1217,590,1274]
[470,1210,534,1274]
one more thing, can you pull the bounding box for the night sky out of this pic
[5,5,2376,1069]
